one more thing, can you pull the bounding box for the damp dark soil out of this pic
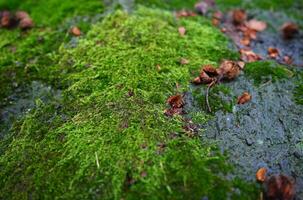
[185,72,303,198]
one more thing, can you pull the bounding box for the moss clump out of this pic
[244,61,293,84]
[0,7,258,199]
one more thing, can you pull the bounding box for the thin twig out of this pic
[95,152,100,169]
[205,79,217,113]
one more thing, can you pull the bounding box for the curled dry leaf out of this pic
[243,28,257,40]
[264,174,295,200]
[232,9,246,25]
[246,19,267,32]
[1,11,12,27]
[281,22,299,39]
[240,36,251,46]
[268,47,279,59]
[19,17,33,29]
[178,26,186,36]
[180,58,189,65]
[256,167,267,182]
[176,10,197,18]
[192,76,202,85]
[237,92,251,104]
[202,64,218,77]
[70,26,81,36]
[212,11,223,26]
[283,56,293,65]
[195,0,215,15]
[217,60,241,80]
[15,11,30,20]
[200,71,215,84]
[240,49,262,62]
[166,94,184,109]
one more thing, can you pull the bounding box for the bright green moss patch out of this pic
[244,61,293,84]
[0,7,258,199]
[0,0,103,26]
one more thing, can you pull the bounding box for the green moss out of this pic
[294,71,303,105]
[0,7,258,199]
[192,84,235,113]
[0,0,104,105]
[244,61,293,85]
[0,0,103,26]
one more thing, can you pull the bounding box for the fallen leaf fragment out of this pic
[217,60,241,80]
[232,9,246,25]
[167,94,184,109]
[19,17,33,29]
[243,28,257,40]
[256,167,267,182]
[178,26,186,36]
[202,64,218,77]
[267,47,279,59]
[180,58,189,65]
[281,22,299,39]
[240,49,262,62]
[264,174,295,200]
[195,0,215,15]
[192,76,202,85]
[1,11,12,27]
[283,56,293,65]
[70,26,81,36]
[212,11,223,26]
[199,71,215,84]
[15,11,30,20]
[240,36,251,46]
[176,10,197,18]
[246,19,267,32]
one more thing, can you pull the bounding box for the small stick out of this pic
[205,79,217,113]
[95,152,100,169]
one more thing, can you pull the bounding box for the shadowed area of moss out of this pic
[0,0,104,106]
[0,7,258,199]
[244,61,293,84]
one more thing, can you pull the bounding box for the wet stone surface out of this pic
[185,75,303,198]
[0,81,61,138]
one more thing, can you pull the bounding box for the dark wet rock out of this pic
[0,81,61,138]
[185,74,303,199]
[245,137,254,146]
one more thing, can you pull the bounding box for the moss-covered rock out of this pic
[0,6,258,199]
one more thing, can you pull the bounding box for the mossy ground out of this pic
[0,0,302,199]
[0,2,259,199]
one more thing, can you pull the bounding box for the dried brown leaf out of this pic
[265,175,295,200]
[199,71,215,84]
[283,56,293,65]
[195,0,215,15]
[167,94,184,109]
[19,17,33,29]
[217,60,241,80]
[176,10,197,18]
[240,37,251,46]
[232,9,247,25]
[246,19,267,32]
[240,49,262,62]
[202,64,218,77]
[180,58,189,65]
[192,76,202,85]
[1,11,12,27]
[178,26,186,36]
[15,11,30,20]
[256,167,267,182]
[70,26,81,36]
[281,22,299,39]
[268,47,279,59]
